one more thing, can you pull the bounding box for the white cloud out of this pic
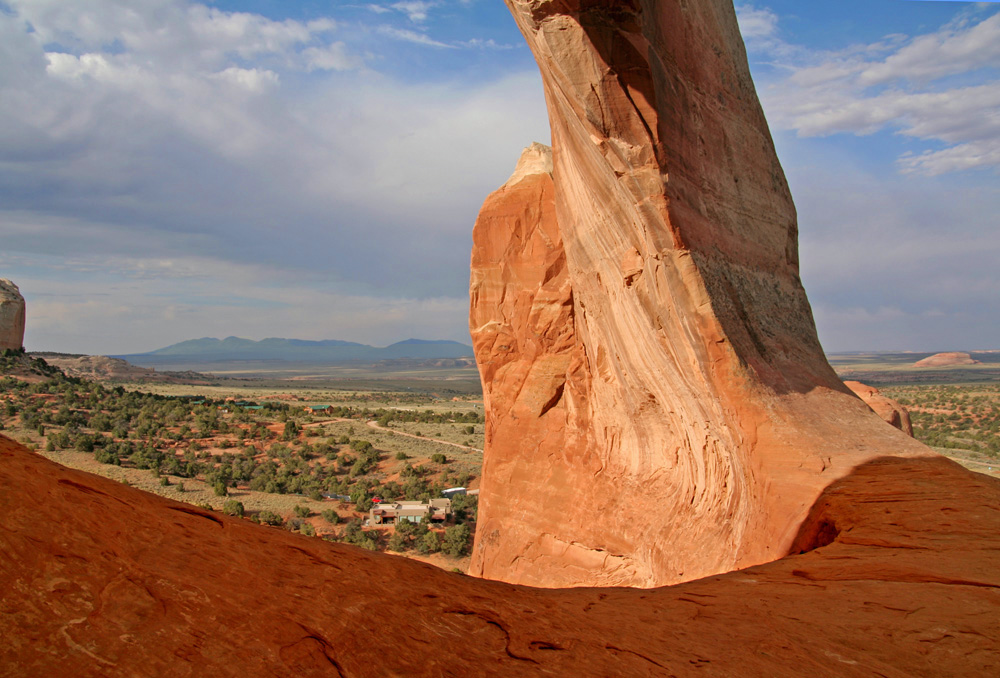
[898,141,1000,175]
[858,12,1000,86]
[782,150,1000,351]
[742,6,1000,175]
[209,66,280,92]
[302,42,358,72]
[376,25,454,48]
[735,4,778,40]
[0,0,550,352]
[456,38,516,50]
[390,2,438,23]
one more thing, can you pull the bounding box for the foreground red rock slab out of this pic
[2,436,998,676]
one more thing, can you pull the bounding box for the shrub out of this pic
[395,451,408,460]
[258,510,284,526]
[415,530,439,554]
[160,476,170,487]
[387,531,407,552]
[321,509,340,524]
[343,519,378,550]
[293,504,310,519]
[431,453,446,464]
[300,523,315,537]
[213,481,228,497]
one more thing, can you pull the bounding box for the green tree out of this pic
[442,524,471,558]
[222,500,245,517]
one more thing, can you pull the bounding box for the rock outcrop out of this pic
[29,353,215,384]
[915,351,980,367]
[0,279,25,351]
[3,436,998,676]
[468,0,933,588]
[844,380,914,436]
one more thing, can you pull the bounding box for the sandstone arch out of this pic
[469,0,932,588]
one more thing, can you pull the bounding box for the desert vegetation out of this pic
[883,384,1000,465]
[0,356,482,564]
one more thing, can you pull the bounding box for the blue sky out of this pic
[0,1,997,354]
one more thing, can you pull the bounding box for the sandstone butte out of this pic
[2,436,999,676]
[844,381,914,437]
[914,352,981,368]
[0,278,26,352]
[469,0,936,589]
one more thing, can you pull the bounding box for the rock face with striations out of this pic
[844,381,914,437]
[0,279,26,352]
[468,0,933,588]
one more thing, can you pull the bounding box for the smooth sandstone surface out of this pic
[2,436,998,677]
[844,380,914,437]
[469,0,932,588]
[0,279,26,351]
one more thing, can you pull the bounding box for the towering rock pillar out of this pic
[0,280,26,351]
[469,0,932,588]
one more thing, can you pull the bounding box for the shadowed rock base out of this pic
[2,436,998,676]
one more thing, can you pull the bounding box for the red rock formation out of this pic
[914,351,980,367]
[3,437,999,675]
[468,0,934,588]
[844,380,914,436]
[0,279,26,351]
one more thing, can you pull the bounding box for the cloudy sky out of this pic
[1,0,997,354]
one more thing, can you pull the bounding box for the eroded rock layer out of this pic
[2,437,998,676]
[0,279,26,351]
[469,0,933,587]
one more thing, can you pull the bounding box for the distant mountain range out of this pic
[116,337,475,365]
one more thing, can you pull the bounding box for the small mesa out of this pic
[914,351,981,368]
